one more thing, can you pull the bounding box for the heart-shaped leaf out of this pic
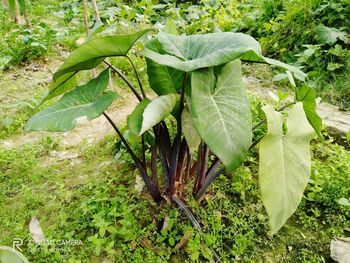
[142,32,261,72]
[142,32,306,80]
[259,103,314,234]
[191,60,252,171]
[54,29,151,80]
[25,69,117,132]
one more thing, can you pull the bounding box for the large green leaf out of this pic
[142,32,261,72]
[128,94,178,136]
[315,25,347,45]
[145,38,184,95]
[43,30,150,102]
[142,32,306,80]
[259,103,314,234]
[181,105,201,153]
[54,29,151,81]
[43,71,81,103]
[0,246,29,263]
[191,60,252,171]
[263,57,306,81]
[296,85,322,138]
[25,69,117,132]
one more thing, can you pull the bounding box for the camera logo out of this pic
[12,238,23,252]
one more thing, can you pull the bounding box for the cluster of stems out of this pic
[102,58,295,205]
[102,59,225,204]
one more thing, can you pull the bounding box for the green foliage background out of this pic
[0,0,349,262]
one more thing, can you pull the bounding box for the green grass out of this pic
[0,0,84,70]
[1,126,349,262]
[0,53,60,139]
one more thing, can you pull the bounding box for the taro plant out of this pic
[25,28,322,235]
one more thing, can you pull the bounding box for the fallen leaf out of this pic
[29,217,45,244]
[135,174,144,192]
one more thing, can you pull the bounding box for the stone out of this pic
[331,238,350,263]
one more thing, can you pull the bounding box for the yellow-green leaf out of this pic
[128,94,178,136]
[259,103,314,234]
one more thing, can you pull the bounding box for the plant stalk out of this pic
[126,55,147,98]
[169,71,187,192]
[184,152,192,183]
[252,102,295,131]
[151,144,161,199]
[91,0,101,23]
[103,112,162,202]
[172,194,222,262]
[171,139,188,194]
[168,135,181,194]
[198,144,209,192]
[195,167,225,201]
[154,124,170,189]
[193,142,203,194]
[81,0,90,35]
[172,194,201,230]
[104,60,142,101]
[141,134,146,167]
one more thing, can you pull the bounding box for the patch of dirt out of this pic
[59,91,138,147]
[0,90,138,149]
[0,53,141,150]
[0,54,65,116]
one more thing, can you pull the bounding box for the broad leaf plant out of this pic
[26,28,322,235]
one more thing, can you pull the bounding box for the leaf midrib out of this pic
[35,99,104,118]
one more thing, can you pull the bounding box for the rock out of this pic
[316,103,350,136]
[331,238,350,263]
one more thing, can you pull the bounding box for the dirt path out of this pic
[0,89,138,149]
[0,54,64,116]
[59,91,138,147]
[0,54,140,150]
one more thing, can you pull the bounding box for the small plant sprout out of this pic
[25,28,322,235]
